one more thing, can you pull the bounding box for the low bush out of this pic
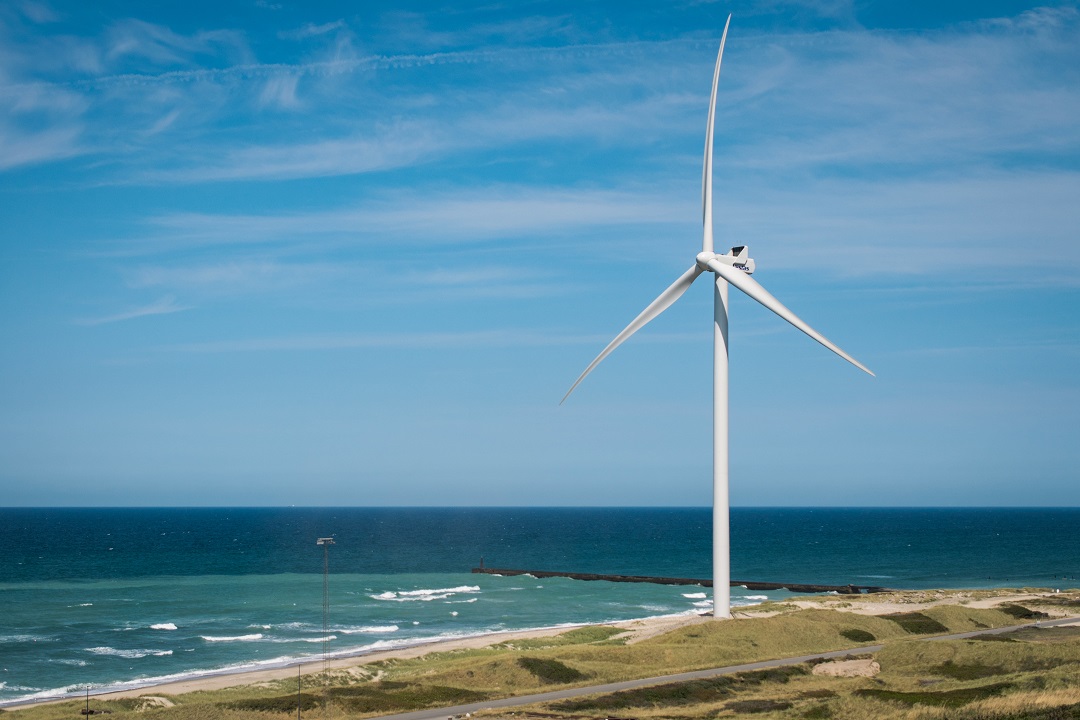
[552,665,806,711]
[884,612,949,634]
[220,693,319,713]
[840,628,876,642]
[855,682,1011,708]
[723,698,792,713]
[326,682,489,713]
[934,660,1004,680]
[998,604,1050,620]
[516,657,587,684]
[962,702,1080,719]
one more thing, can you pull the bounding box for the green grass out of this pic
[1035,595,1080,608]
[6,598,1078,720]
[494,625,625,650]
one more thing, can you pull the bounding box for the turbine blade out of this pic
[562,264,704,404]
[705,259,874,376]
[702,14,732,254]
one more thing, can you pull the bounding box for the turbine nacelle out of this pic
[696,246,755,275]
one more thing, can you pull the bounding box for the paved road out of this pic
[373,615,1079,720]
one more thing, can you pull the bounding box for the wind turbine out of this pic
[560,16,874,619]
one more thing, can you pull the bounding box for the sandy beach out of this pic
[13,588,1075,710]
[8,612,705,708]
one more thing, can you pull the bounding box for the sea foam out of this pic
[150,623,178,631]
[370,585,480,602]
[200,634,263,642]
[338,625,399,634]
[86,647,173,659]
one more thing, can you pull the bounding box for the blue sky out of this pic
[1,0,1077,506]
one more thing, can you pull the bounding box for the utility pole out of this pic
[316,537,335,720]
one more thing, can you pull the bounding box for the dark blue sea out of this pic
[1,507,1077,705]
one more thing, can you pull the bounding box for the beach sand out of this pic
[12,589,1074,709]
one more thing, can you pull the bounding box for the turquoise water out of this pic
[1,508,1077,704]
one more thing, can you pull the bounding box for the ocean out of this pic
[1,507,1077,705]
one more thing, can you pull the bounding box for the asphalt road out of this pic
[373,615,1079,720]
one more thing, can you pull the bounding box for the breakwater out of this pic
[471,567,894,594]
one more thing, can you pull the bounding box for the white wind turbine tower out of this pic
[561,16,874,619]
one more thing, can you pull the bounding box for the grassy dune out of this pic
[7,592,1079,720]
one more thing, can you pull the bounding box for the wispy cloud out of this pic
[257,73,300,109]
[74,295,191,325]
[104,19,252,68]
[1,8,1074,198]
[124,260,349,294]
[104,186,691,254]
[278,20,348,41]
[160,328,702,354]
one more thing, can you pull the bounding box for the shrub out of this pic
[724,699,792,713]
[553,665,806,711]
[840,628,876,643]
[555,677,734,711]
[884,612,948,634]
[998,604,1050,620]
[934,660,1004,680]
[326,682,489,713]
[855,682,1011,708]
[221,692,319,713]
[516,657,587,684]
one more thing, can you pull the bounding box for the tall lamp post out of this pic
[316,537,335,720]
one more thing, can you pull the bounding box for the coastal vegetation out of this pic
[7,591,1079,720]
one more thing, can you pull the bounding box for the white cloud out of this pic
[721,170,1080,278]
[126,260,346,293]
[278,20,348,41]
[17,1,59,24]
[257,73,300,109]
[0,123,81,168]
[104,19,252,68]
[108,186,689,254]
[162,328,643,354]
[75,295,191,325]
[143,108,180,136]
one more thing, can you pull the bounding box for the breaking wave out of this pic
[200,634,263,642]
[86,647,173,659]
[370,585,480,602]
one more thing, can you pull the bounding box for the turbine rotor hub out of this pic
[698,246,755,275]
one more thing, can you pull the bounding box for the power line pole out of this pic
[316,537,335,720]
